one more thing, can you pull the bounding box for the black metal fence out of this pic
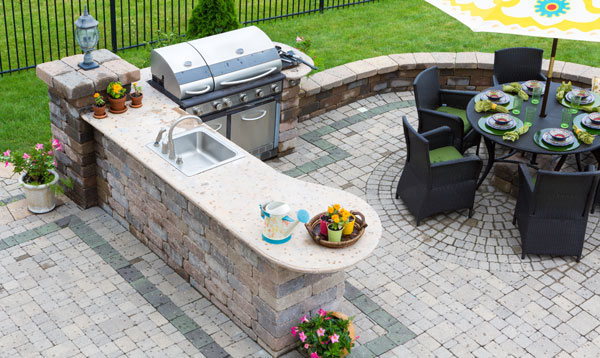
[0,0,377,75]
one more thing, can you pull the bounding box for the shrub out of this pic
[187,0,239,39]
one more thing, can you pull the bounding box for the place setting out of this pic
[475,89,515,111]
[557,84,600,112]
[533,127,580,151]
[478,113,524,136]
[573,112,600,135]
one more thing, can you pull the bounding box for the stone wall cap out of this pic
[308,71,343,91]
[102,59,141,84]
[300,77,321,96]
[53,70,95,100]
[80,66,119,92]
[344,60,378,80]
[364,56,399,74]
[36,60,74,88]
[561,62,591,82]
[475,52,494,70]
[455,52,478,69]
[412,52,436,69]
[430,52,456,70]
[326,65,357,85]
[389,53,416,70]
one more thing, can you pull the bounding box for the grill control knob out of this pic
[212,101,223,111]
[193,107,201,115]
[239,93,248,102]
[271,84,280,92]
[255,89,264,98]
[222,97,232,108]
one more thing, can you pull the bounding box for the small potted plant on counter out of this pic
[1,140,72,213]
[130,82,143,108]
[340,208,355,235]
[320,204,337,236]
[292,309,357,357]
[92,92,107,118]
[328,208,349,243]
[107,81,128,113]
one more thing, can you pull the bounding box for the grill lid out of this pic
[150,26,281,99]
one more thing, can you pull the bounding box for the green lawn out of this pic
[1,0,599,152]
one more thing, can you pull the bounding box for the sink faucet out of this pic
[167,114,203,160]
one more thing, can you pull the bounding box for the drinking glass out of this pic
[570,95,582,114]
[512,96,523,115]
[525,107,536,126]
[561,108,572,129]
[531,87,542,105]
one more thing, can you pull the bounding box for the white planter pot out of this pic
[19,169,59,214]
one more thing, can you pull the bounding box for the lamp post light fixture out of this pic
[74,6,100,70]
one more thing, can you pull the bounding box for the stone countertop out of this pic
[81,68,381,274]
[275,42,315,81]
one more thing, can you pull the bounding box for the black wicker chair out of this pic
[513,164,600,262]
[493,47,547,86]
[413,66,480,154]
[396,117,483,226]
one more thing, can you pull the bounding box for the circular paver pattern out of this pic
[366,148,600,272]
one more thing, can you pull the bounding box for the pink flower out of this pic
[2,150,10,156]
[310,353,319,358]
[291,327,298,337]
[52,139,60,147]
[316,327,325,337]
[299,331,307,343]
[47,151,53,155]
[35,143,44,151]
[301,314,308,323]
[321,339,328,344]
[23,153,31,159]
[296,36,302,43]
[330,333,339,343]
[318,309,327,317]
[304,344,309,349]
[325,317,331,320]
[4,161,8,167]
[56,143,62,151]
[356,336,360,340]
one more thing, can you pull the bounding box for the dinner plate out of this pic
[521,80,546,95]
[566,89,594,105]
[486,113,517,130]
[542,128,575,147]
[582,113,600,129]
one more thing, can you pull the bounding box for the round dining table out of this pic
[466,81,600,188]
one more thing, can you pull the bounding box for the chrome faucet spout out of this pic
[167,115,203,160]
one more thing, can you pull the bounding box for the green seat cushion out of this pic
[429,146,463,164]
[436,106,471,134]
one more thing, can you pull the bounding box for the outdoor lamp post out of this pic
[74,6,99,70]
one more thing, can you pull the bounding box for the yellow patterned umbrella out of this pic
[424,0,600,116]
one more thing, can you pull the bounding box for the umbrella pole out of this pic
[540,38,558,118]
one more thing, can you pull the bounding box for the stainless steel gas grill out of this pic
[150,26,284,160]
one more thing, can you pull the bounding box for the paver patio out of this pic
[3,91,600,357]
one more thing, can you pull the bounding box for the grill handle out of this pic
[220,67,277,86]
[185,85,211,95]
[241,110,267,121]
[209,123,223,131]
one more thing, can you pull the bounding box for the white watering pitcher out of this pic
[259,200,309,244]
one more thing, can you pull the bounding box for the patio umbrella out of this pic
[423,0,600,117]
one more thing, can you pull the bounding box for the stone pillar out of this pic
[279,78,301,155]
[36,50,140,208]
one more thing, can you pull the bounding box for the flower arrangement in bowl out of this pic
[130,82,143,108]
[92,92,107,118]
[1,140,72,213]
[292,309,357,358]
[107,81,128,113]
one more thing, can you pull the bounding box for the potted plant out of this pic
[130,82,143,108]
[328,209,349,243]
[107,81,128,113]
[320,204,338,236]
[340,208,355,235]
[292,309,357,358]
[1,140,72,213]
[92,92,107,118]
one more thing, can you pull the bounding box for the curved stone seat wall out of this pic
[294,52,600,122]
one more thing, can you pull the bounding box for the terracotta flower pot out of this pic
[108,96,127,114]
[19,169,59,214]
[92,104,107,119]
[329,311,356,357]
[130,93,143,108]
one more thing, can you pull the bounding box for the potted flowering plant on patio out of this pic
[328,207,349,243]
[92,92,107,118]
[1,140,72,213]
[130,82,143,108]
[292,309,357,357]
[320,204,339,236]
[107,81,128,113]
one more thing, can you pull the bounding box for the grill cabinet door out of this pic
[204,115,228,138]
[230,101,276,155]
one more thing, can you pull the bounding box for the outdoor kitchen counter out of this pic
[82,68,381,274]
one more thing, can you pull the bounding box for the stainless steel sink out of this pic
[147,127,244,176]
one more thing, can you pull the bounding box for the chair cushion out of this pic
[429,146,463,164]
[436,106,471,134]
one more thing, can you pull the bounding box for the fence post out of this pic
[109,0,118,52]
[319,0,324,12]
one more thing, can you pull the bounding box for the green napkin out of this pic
[573,124,595,144]
[556,81,572,102]
[503,123,531,142]
[579,105,600,113]
[502,82,529,101]
[475,100,509,113]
